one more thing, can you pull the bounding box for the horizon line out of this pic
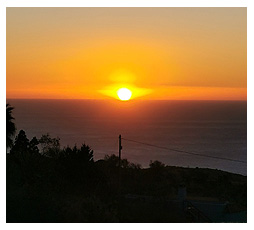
[6,98,247,102]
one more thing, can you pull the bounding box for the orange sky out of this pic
[6,7,247,100]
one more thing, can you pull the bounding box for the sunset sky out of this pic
[6,7,247,100]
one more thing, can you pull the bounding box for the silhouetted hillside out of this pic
[6,132,247,222]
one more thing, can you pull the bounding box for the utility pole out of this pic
[119,134,122,167]
[118,135,122,196]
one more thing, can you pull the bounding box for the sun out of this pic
[117,88,132,101]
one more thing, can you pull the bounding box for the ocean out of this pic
[7,99,247,175]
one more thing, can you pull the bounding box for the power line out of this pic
[121,137,246,164]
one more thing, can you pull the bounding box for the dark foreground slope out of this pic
[7,152,246,223]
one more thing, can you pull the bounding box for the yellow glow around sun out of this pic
[97,69,153,100]
[117,88,132,101]
[99,83,152,101]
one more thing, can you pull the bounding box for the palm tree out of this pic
[6,103,16,148]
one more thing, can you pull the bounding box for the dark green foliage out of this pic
[29,137,40,154]
[104,154,141,169]
[10,131,40,158]
[10,130,30,155]
[6,104,16,148]
[149,160,165,169]
[104,154,119,167]
[39,133,60,157]
[60,144,94,163]
[7,135,247,223]
[56,144,95,193]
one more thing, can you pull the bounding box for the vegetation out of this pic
[6,104,16,148]
[6,104,247,223]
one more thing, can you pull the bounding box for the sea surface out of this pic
[7,99,247,175]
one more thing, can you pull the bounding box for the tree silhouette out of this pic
[29,137,40,154]
[39,133,60,157]
[80,143,94,163]
[103,154,141,169]
[61,143,94,163]
[6,104,16,148]
[149,160,165,169]
[10,130,29,155]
